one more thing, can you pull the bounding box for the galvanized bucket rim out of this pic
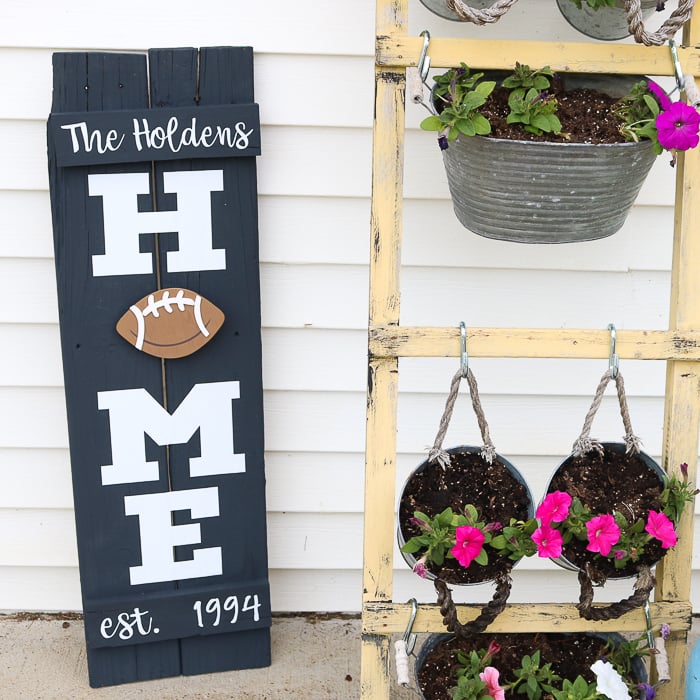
[540,441,667,578]
[397,445,534,585]
[470,135,656,150]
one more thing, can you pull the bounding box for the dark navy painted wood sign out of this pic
[46,47,271,687]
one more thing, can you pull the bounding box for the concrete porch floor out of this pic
[0,613,697,699]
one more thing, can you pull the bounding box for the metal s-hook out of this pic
[608,323,619,379]
[403,598,418,655]
[460,322,468,378]
[669,40,685,94]
[418,30,431,83]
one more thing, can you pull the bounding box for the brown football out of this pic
[115,288,225,359]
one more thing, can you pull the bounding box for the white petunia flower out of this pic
[591,659,631,700]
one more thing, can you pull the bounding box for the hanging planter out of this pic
[397,367,536,637]
[422,63,700,243]
[556,0,659,41]
[535,367,697,620]
[413,631,651,700]
[556,0,696,45]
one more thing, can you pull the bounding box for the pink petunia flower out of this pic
[645,510,678,549]
[532,524,563,559]
[413,554,429,579]
[647,80,672,110]
[536,491,572,525]
[656,101,700,151]
[450,525,485,568]
[613,549,627,560]
[586,514,621,557]
[479,666,506,700]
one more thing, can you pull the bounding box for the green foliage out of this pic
[501,64,555,92]
[661,473,700,524]
[452,650,492,700]
[451,674,491,700]
[614,80,663,155]
[509,651,561,700]
[603,634,651,676]
[568,0,616,9]
[400,504,492,568]
[400,507,460,567]
[420,63,495,141]
[506,88,563,136]
[490,517,538,561]
[548,676,601,700]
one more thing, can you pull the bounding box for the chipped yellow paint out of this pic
[377,35,700,75]
[363,601,692,635]
[370,326,700,360]
[363,1,700,698]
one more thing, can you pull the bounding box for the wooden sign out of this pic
[46,47,271,687]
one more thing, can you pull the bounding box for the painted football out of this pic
[116,288,225,359]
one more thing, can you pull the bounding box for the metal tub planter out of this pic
[413,632,649,700]
[437,73,657,244]
[556,0,660,41]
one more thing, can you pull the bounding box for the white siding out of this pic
[0,0,697,614]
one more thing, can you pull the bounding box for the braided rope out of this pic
[446,0,519,24]
[434,573,512,637]
[571,369,642,457]
[577,564,656,620]
[428,368,497,468]
[625,0,695,45]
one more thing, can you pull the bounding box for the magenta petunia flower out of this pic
[479,666,506,700]
[532,524,563,559]
[536,491,572,525]
[656,101,700,151]
[585,514,621,557]
[647,80,672,110]
[645,510,678,549]
[450,525,485,568]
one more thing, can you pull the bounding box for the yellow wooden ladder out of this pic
[362,1,700,697]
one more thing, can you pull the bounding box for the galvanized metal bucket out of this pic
[419,0,493,20]
[440,73,657,244]
[397,445,534,585]
[541,442,667,578]
[556,0,659,41]
[413,632,648,700]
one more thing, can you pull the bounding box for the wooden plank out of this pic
[376,35,700,75]
[47,50,183,686]
[362,601,692,635]
[654,17,700,700]
[148,45,271,677]
[370,326,700,360]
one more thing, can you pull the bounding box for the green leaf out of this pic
[419,115,443,131]
[456,118,476,137]
[490,534,507,549]
[531,114,553,132]
[400,539,422,554]
[643,93,661,116]
[475,548,488,565]
[472,114,491,135]
[475,80,496,97]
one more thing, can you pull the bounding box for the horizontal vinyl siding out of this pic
[0,0,696,614]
